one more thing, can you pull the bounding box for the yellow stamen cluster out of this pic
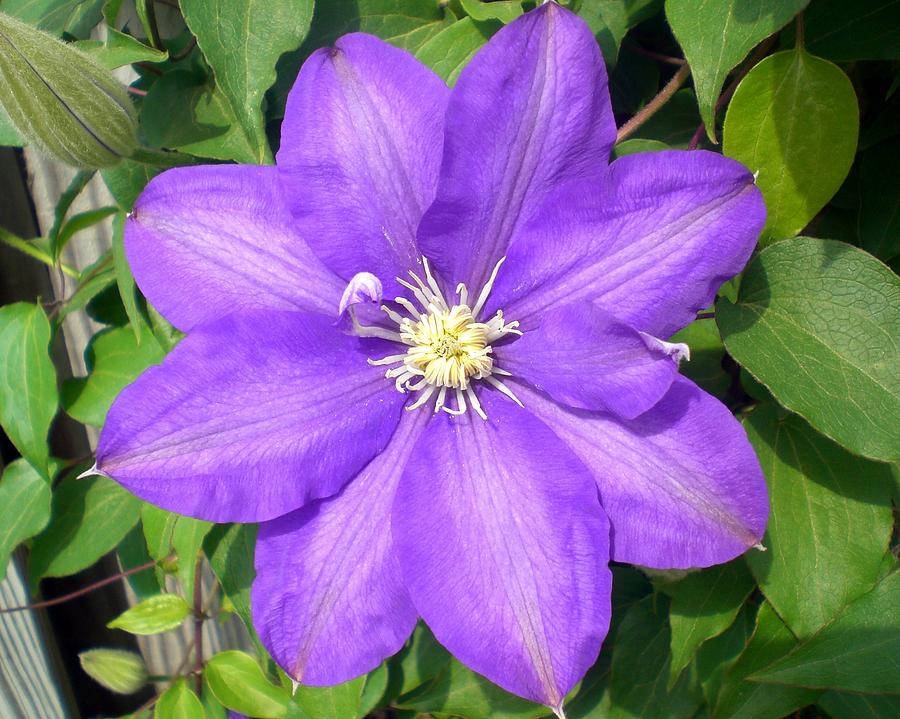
[365,257,523,419]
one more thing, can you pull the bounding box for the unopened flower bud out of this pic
[0,12,138,167]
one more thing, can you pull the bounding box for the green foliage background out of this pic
[0,1,897,718]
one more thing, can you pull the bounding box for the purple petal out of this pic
[514,376,768,568]
[393,393,611,708]
[278,33,449,296]
[495,302,678,418]
[127,165,343,332]
[97,311,404,522]
[490,150,765,338]
[253,410,426,685]
[417,3,615,292]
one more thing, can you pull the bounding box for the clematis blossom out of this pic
[96,3,768,714]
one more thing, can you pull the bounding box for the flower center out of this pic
[367,257,523,420]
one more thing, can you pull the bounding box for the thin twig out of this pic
[0,559,160,614]
[144,0,164,50]
[127,86,148,97]
[687,35,778,149]
[169,36,197,62]
[615,64,691,144]
[132,693,159,717]
[193,555,204,695]
[696,311,715,320]
[625,42,686,66]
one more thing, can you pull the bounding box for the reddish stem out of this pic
[0,559,159,614]
[616,64,692,144]
[193,555,204,695]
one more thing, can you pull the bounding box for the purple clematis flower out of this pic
[95,3,768,713]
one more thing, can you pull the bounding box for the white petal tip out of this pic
[76,463,105,480]
[552,704,568,719]
[640,332,691,365]
[290,678,300,696]
[753,542,767,552]
[338,272,383,316]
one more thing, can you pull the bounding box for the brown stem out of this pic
[0,559,160,614]
[625,42,686,66]
[169,36,197,62]
[144,0,164,50]
[193,555,204,695]
[615,64,691,144]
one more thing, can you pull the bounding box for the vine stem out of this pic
[0,228,79,278]
[193,556,204,694]
[625,42,686,66]
[0,559,161,614]
[615,64,691,144]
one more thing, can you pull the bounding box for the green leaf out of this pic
[0,12,138,167]
[293,676,365,719]
[743,405,894,638]
[0,302,58,478]
[62,324,165,427]
[179,0,314,163]
[139,71,258,164]
[666,0,808,141]
[74,28,167,69]
[79,648,147,695]
[157,678,206,719]
[751,571,900,694]
[713,603,819,719]
[111,210,143,340]
[722,49,859,241]
[666,561,755,688]
[818,690,900,719]
[694,605,757,708]
[460,0,522,23]
[268,0,453,120]
[395,658,547,719]
[47,169,94,258]
[606,594,701,719]
[0,103,25,146]
[611,138,669,159]
[28,473,141,585]
[0,459,52,580]
[858,138,900,262]
[387,623,450,697]
[58,252,116,322]
[800,0,900,62]
[1,0,105,39]
[55,206,117,257]
[205,651,290,719]
[576,0,661,64]
[717,237,900,462]
[415,16,498,86]
[204,524,257,636]
[108,593,191,635]
[101,150,196,210]
[359,662,389,716]
[117,523,162,599]
[302,0,450,53]
[141,505,211,603]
